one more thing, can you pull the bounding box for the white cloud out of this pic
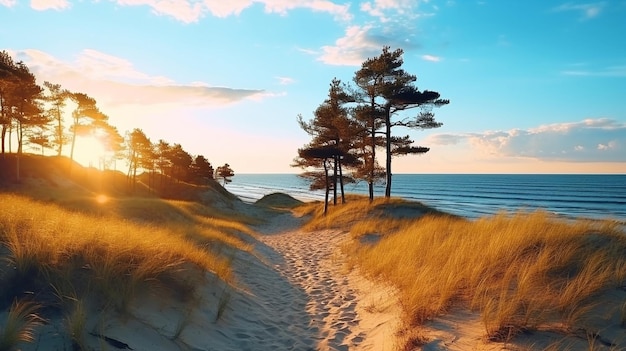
[422,54,441,62]
[12,49,266,107]
[426,118,626,162]
[0,0,17,7]
[261,0,352,21]
[552,2,606,20]
[318,0,433,67]
[318,25,383,66]
[202,0,251,17]
[360,0,433,22]
[111,0,351,22]
[30,0,70,10]
[115,0,204,23]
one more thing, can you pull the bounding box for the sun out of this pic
[72,135,107,168]
[95,194,109,204]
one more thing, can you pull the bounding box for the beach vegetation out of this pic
[0,190,255,343]
[301,197,626,347]
[0,299,43,351]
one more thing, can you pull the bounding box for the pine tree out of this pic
[354,47,448,197]
[294,78,362,205]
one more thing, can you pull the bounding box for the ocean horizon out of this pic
[226,173,626,222]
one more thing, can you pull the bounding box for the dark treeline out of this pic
[293,47,449,213]
[0,50,233,188]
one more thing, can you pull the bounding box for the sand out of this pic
[8,206,625,350]
[9,208,401,351]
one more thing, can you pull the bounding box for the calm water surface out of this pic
[227,174,626,221]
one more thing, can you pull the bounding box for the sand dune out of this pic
[8,204,624,350]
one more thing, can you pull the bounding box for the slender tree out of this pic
[125,128,152,188]
[294,78,361,204]
[354,47,449,197]
[8,62,45,180]
[42,81,70,156]
[1,51,18,156]
[296,145,342,215]
[154,139,171,188]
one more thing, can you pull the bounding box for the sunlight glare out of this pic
[73,135,106,168]
[95,194,109,204]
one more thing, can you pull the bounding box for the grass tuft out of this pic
[0,299,44,351]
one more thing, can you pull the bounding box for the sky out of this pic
[1,0,625,174]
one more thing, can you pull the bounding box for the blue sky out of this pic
[2,0,625,173]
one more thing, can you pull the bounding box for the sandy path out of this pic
[215,211,401,351]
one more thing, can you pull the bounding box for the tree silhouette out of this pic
[168,143,193,182]
[297,145,342,215]
[7,61,45,180]
[216,163,234,186]
[294,78,362,204]
[354,47,448,197]
[42,81,70,156]
[125,128,152,188]
[191,155,214,184]
[0,50,16,156]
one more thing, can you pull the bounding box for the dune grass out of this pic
[0,193,254,314]
[0,299,43,351]
[302,197,626,345]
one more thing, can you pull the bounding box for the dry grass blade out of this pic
[0,299,44,351]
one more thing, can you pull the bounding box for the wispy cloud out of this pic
[111,0,352,23]
[30,0,70,10]
[426,118,626,162]
[15,0,352,22]
[262,0,352,21]
[115,0,204,23]
[422,54,442,62]
[552,2,606,20]
[11,49,266,107]
[275,76,295,85]
[360,0,435,22]
[561,63,626,77]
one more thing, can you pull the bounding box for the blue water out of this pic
[226,174,626,221]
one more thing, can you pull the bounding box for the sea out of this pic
[226,174,626,222]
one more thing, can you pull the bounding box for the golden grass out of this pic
[302,197,626,343]
[0,193,253,312]
[0,299,43,351]
[295,195,450,232]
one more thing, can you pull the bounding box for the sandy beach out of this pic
[3,196,625,351]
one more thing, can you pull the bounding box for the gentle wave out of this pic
[226,174,626,221]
